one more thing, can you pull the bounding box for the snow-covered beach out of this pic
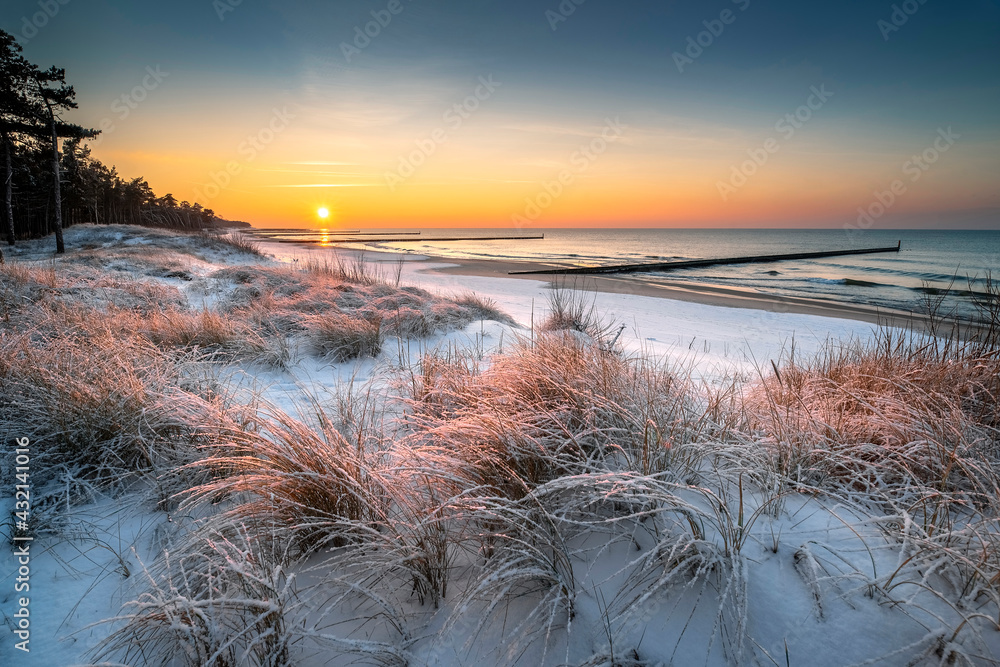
[2,226,998,666]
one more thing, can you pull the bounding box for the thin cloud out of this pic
[282,161,361,166]
[263,183,382,188]
[256,169,374,175]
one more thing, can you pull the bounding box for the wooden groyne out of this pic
[352,234,546,243]
[350,231,421,236]
[247,229,360,234]
[259,234,545,244]
[247,230,422,237]
[509,241,901,276]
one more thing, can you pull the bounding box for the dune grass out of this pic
[541,280,607,338]
[0,229,514,493]
[99,311,997,666]
[200,230,267,257]
[3,228,998,666]
[95,523,297,667]
[211,260,515,362]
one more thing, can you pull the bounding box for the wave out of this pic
[843,278,885,288]
[810,261,980,284]
[912,285,999,300]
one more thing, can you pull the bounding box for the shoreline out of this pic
[7,228,928,332]
[260,236,988,339]
[392,251,962,334]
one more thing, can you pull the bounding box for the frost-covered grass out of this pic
[1,226,998,666]
[541,279,608,338]
[0,225,514,502]
[88,328,1000,666]
[199,229,267,257]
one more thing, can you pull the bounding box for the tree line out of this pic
[0,29,220,264]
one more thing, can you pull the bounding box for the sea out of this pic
[262,228,1000,321]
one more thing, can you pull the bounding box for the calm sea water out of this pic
[321,228,999,320]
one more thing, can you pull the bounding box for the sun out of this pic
[317,207,330,220]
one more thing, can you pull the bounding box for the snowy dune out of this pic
[267,241,889,380]
[1,226,998,667]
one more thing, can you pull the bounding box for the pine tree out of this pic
[30,65,97,254]
[0,31,35,252]
[0,29,220,245]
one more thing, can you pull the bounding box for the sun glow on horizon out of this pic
[83,87,999,231]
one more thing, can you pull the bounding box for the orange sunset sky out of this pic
[9,0,1000,229]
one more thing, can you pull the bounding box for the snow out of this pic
[1,227,997,666]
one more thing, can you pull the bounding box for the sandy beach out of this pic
[423,253,931,328]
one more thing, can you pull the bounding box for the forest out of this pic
[0,29,221,263]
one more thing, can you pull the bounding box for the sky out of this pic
[4,0,1000,229]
